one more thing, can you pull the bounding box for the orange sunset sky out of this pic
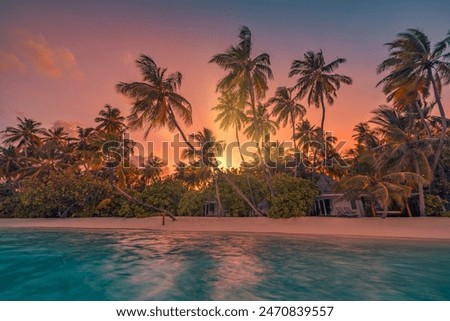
[1,0,449,164]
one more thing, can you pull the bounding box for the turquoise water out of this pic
[0,228,449,300]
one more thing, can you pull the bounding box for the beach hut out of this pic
[313,174,365,217]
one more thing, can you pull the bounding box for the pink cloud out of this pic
[0,52,26,73]
[17,32,83,79]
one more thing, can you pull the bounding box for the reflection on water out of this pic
[0,229,449,300]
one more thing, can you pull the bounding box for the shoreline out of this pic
[1,217,450,240]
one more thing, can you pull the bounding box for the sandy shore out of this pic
[1,216,450,240]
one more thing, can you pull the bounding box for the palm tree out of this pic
[95,104,128,136]
[371,105,433,216]
[117,55,194,147]
[352,122,379,150]
[377,29,450,173]
[2,117,45,159]
[268,86,306,176]
[209,26,273,116]
[42,127,69,148]
[211,91,247,164]
[183,128,225,216]
[0,145,22,183]
[244,102,279,147]
[141,154,164,186]
[120,54,262,215]
[289,50,352,134]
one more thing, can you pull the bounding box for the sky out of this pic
[1,0,449,163]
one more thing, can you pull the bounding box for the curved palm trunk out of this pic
[413,157,426,216]
[320,97,326,135]
[216,168,263,216]
[428,68,447,176]
[168,107,263,216]
[108,169,176,223]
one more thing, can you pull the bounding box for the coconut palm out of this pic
[42,127,69,148]
[117,55,193,147]
[212,91,247,164]
[244,102,279,147]
[268,86,306,176]
[209,26,273,116]
[183,128,225,216]
[377,29,450,173]
[0,145,22,183]
[2,117,45,159]
[95,104,128,136]
[141,154,164,185]
[352,122,379,150]
[289,50,352,134]
[371,105,433,216]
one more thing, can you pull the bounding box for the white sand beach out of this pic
[1,217,449,240]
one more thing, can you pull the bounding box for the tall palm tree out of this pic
[95,104,128,136]
[117,55,193,147]
[119,55,261,215]
[377,29,450,173]
[212,91,247,164]
[289,50,352,134]
[209,26,273,116]
[2,117,45,159]
[268,86,306,176]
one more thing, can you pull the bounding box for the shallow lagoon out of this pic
[0,229,449,300]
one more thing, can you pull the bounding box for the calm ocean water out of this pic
[0,228,449,300]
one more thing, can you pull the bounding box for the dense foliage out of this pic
[1,27,450,218]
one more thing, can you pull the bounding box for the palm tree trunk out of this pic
[405,199,412,217]
[320,96,326,135]
[108,169,176,221]
[215,168,263,216]
[214,174,223,217]
[428,68,447,176]
[167,108,262,216]
[235,127,245,164]
[414,101,432,138]
[291,113,299,177]
[382,204,388,219]
[413,157,426,216]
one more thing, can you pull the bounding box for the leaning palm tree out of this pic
[268,86,306,176]
[377,29,450,173]
[119,55,262,215]
[95,104,128,136]
[2,117,45,159]
[289,50,352,134]
[117,55,194,147]
[244,102,279,148]
[209,26,273,116]
[212,91,247,164]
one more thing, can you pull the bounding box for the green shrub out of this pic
[268,173,319,218]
